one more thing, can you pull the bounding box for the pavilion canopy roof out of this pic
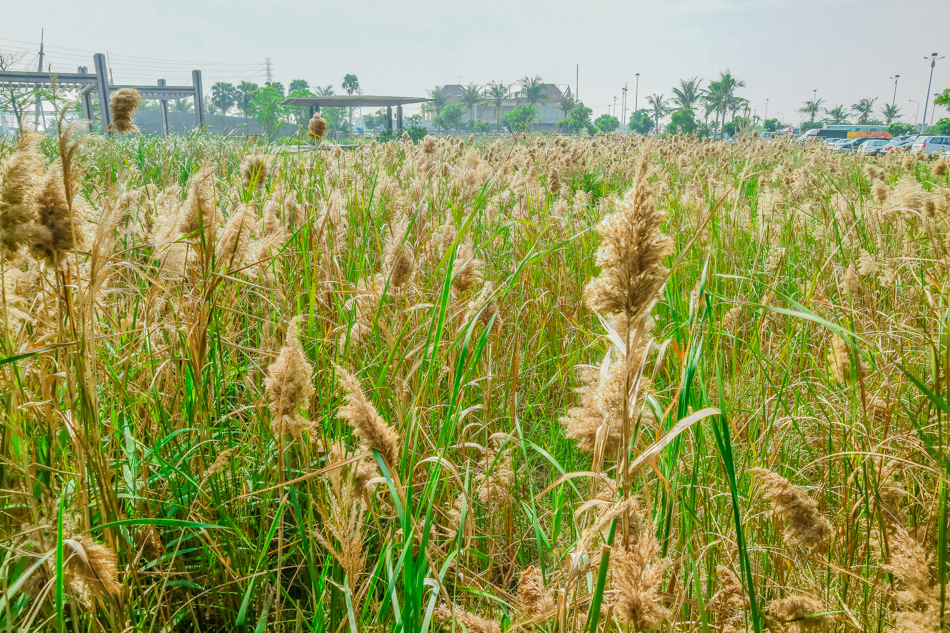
[280,95,430,108]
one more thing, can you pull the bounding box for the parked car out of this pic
[882,136,918,153]
[835,138,867,153]
[859,139,889,156]
[827,139,850,149]
[911,136,950,156]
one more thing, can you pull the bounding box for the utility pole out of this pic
[613,96,617,118]
[764,98,769,122]
[34,29,45,128]
[265,57,274,84]
[890,75,900,108]
[921,53,943,133]
[575,64,579,102]
[932,92,940,128]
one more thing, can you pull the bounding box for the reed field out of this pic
[0,123,949,633]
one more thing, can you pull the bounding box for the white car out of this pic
[911,135,950,156]
[858,139,889,155]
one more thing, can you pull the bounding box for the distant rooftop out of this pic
[281,95,430,108]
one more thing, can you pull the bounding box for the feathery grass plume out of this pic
[264,316,315,437]
[314,444,369,587]
[884,527,940,614]
[107,88,142,133]
[583,158,673,321]
[31,161,85,266]
[765,595,833,633]
[561,362,625,455]
[450,240,484,297]
[475,445,515,508]
[433,604,500,633]
[611,511,673,631]
[341,275,380,350]
[901,154,914,171]
[241,153,269,191]
[204,448,236,479]
[517,565,554,620]
[214,204,256,270]
[463,281,501,334]
[711,565,749,632]
[933,157,947,177]
[326,441,379,502]
[307,112,328,140]
[178,165,218,236]
[64,536,121,600]
[383,214,415,289]
[829,336,863,384]
[0,130,44,259]
[751,468,832,553]
[334,364,400,468]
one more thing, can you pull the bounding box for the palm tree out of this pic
[881,103,902,125]
[851,98,877,125]
[672,77,704,114]
[824,105,849,124]
[558,91,576,119]
[518,75,547,106]
[459,83,482,123]
[706,71,745,137]
[798,97,825,123]
[315,85,335,97]
[647,94,671,130]
[427,86,448,119]
[484,81,509,129]
[236,81,259,121]
[211,82,236,115]
[342,74,360,95]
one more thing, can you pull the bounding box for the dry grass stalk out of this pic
[583,158,673,321]
[308,113,328,140]
[241,153,269,191]
[517,565,554,620]
[765,595,833,632]
[0,130,44,259]
[31,161,85,266]
[610,509,673,631]
[108,88,142,133]
[64,536,121,600]
[334,364,400,468]
[463,281,501,333]
[752,468,832,553]
[264,316,315,437]
[383,214,415,289]
[433,603,500,633]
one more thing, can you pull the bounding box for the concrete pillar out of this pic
[158,79,169,136]
[396,105,403,130]
[386,105,393,131]
[78,66,94,121]
[192,70,205,128]
[93,53,111,133]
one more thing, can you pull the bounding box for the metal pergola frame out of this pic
[281,96,430,131]
[0,53,204,134]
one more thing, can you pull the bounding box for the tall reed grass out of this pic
[0,128,948,632]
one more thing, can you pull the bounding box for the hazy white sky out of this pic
[3,0,949,126]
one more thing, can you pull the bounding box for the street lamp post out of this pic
[622,84,628,126]
[921,53,944,132]
[634,73,640,114]
[909,99,919,126]
[764,98,769,121]
[890,75,900,108]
